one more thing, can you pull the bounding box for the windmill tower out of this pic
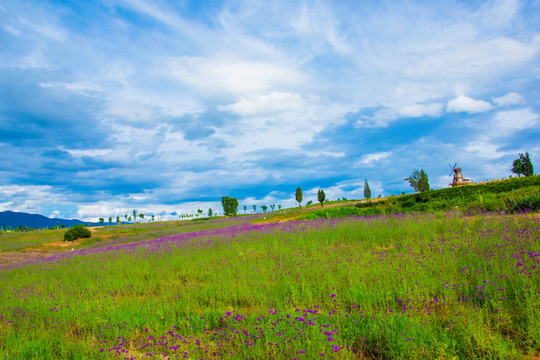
[449,163,474,187]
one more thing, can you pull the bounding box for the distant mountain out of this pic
[0,211,84,229]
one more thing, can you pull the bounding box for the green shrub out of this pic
[64,224,92,242]
[503,191,540,213]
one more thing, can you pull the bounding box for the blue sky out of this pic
[1,0,539,221]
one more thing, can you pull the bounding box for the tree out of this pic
[261,205,267,213]
[295,187,303,207]
[116,216,120,224]
[221,196,239,217]
[270,204,275,212]
[253,205,257,213]
[364,179,371,199]
[512,152,534,177]
[317,189,326,207]
[108,217,112,224]
[99,218,104,224]
[139,213,144,221]
[244,205,247,214]
[512,158,523,177]
[128,216,132,222]
[151,215,155,222]
[133,210,137,223]
[278,204,282,210]
[405,169,430,193]
[208,208,213,217]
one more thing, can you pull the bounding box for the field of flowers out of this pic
[0,212,539,359]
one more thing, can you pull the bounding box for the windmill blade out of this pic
[449,163,455,176]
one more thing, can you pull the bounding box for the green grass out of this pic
[0,216,255,253]
[0,212,538,359]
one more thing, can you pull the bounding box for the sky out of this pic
[1,0,539,221]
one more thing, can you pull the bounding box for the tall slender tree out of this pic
[317,189,326,207]
[295,187,303,207]
[364,179,371,199]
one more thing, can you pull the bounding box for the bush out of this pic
[64,224,92,242]
[503,191,540,213]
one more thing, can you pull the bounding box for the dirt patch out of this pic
[0,251,57,268]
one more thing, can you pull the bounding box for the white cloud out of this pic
[356,152,392,167]
[219,92,305,116]
[63,148,111,158]
[291,2,351,54]
[465,139,509,160]
[447,95,493,113]
[168,53,306,97]
[398,103,443,118]
[493,108,538,130]
[492,92,525,106]
[0,202,14,212]
[406,36,540,82]
[356,103,443,128]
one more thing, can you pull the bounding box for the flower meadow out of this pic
[0,212,539,359]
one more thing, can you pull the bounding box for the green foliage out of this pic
[208,208,213,217]
[512,152,534,177]
[504,191,540,213]
[364,179,371,199]
[317,189,326,206]
[512,158,523,177]
[63,224,91,242]
[295,187,303,207]
[405,169,430,192]
[221,196,239,217]
[261,205,267,213]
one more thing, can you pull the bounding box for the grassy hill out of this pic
[0,177,539,359]
[300,175,540,220]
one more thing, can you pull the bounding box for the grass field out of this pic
[0,211,539,359]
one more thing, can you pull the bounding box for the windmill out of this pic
[449,163,474,187]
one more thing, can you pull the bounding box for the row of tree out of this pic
[100,153,535,222]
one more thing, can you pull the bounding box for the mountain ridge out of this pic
[0,210,84,229]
